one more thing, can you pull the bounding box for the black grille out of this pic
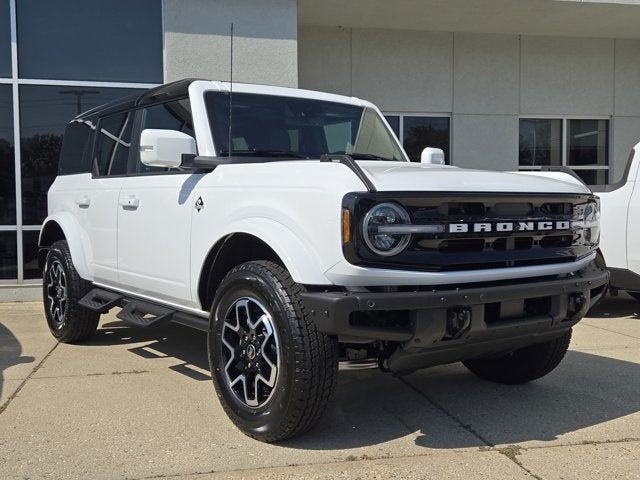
[342,192,596,272]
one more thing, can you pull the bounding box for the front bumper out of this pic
[301,265,609,374]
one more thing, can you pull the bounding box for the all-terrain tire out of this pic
[463,330,572,384]
[208,260,339,442]
[43,240,99,343]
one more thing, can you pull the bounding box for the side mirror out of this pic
[420,147,445,165]
[139,129,197,168]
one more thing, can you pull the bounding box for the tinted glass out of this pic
[19,86,142,225]
[17,0,162,83]
[403,116,450,163]
[206,92,405,161]
[58,121,93,175]
[0,0,10,77]
[95,112,134,176]
[519,119,562,167]
[0,231,17,279]
[134,99,194,174]
[22,230,40,279]
[0,85,15,225]
[384,115,400,138]
[567,119,609,167]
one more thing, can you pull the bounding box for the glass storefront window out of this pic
[17,0,162,83]
[0,0,10,78]
[567,119,609,167]
[0,231,17,279]
[519,118,562,167]
[519,118,610,186]
[382,115,451,163]
[574,169,608,186]
[384,115,400,139]
[19,85,143,225]
[0,85,15,225]
[403,116,450,163]
[22,230,40,280]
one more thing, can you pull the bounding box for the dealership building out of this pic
[1,0,640,293]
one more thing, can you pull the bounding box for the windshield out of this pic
[205,91,406,161]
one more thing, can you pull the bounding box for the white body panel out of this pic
[116,174,196,304]
[598,143,640,274]
[44,81,599,315]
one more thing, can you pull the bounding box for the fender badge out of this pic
[195,196,204,212]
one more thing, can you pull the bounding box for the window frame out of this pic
[90,96,196,179]
[383,112,452,164]
[518,115,612,184]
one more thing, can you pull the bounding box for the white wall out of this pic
[299,26,640,179]
[164,0,298,87]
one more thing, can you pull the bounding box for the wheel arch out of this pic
[197,233,282,312]
[39,213,93,281]
[196,222,329,312]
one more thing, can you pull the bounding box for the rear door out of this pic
[116,99,198,305]
[86,111,134,284]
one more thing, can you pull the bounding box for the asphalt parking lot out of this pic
[0,295,638,479]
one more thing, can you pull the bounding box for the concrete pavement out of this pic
[0,295,638,479]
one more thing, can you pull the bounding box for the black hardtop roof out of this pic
[74,78,202,122]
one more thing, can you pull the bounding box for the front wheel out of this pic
[463,330,572,384]
[208,261,339,442]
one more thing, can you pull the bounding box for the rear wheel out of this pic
[463,330,572,384]
[208,260,339,442]
[43,240,99,343]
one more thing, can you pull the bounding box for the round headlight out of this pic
[362,203,412,256]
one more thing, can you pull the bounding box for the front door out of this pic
[116,98,197,305]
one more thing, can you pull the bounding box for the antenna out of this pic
[228,23,234,157]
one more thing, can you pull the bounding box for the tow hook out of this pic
[567,292,588,320]
[444,307,472,340]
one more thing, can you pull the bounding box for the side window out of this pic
[94,111,134,176]
[58,120,93,175]
[133,98,194,174]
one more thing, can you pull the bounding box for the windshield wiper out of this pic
[219,149,310,159]
[348,153,399,162]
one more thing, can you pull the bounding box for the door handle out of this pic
[119,196,140,210]
[75,196,91,208]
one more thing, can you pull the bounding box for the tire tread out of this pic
[212,260,338,442]
[45,240,99,343]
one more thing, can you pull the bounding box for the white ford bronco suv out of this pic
[595,142,640,299]
[40,79,608,442]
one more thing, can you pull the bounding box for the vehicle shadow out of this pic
[285,349,640,450]
[85,320,212,380]
[587,293,640,319]
[85,317,640,451]
[0,322,36,404]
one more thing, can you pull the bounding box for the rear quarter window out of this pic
[58,121,93,175]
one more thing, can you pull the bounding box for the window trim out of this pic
[518,115,612,185]
[90,96,195,179]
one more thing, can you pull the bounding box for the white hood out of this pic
[356,161,591,194]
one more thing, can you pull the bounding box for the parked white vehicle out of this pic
[595,143,640,300]
[39,79,608,442]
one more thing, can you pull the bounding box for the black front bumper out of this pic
[301,265,609,374]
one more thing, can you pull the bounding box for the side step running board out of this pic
[78,289,123,314]
[78,287,209,331]
[116,300,175,328]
